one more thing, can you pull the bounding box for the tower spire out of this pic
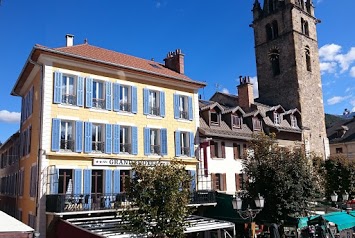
[253,0,262,20]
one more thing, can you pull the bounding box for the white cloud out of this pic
[350,66,355,78]
[319,44,342,61]
[351,100,355,112]
[327,96,351,105]
[221,88,229,94]
[334,47,355,72]
[0,110,21,123]
[320,62,337,74]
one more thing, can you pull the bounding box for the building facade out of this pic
[252,0,329,158]
[9,35,206,237]
[197,78,303,195]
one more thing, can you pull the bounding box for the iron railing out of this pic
[150,145,160,155]
[149,106,160,116]
[120,143,131,154]
[46,190,216,213]
[62,94,76,105]
[179,110,188,119]
[92,141,105,153]
[60,139,74,151]
[92,98,106,109]
[120,102,131,112]
[181,147,190,156]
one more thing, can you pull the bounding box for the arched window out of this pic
[269,0,276,13]
[272,21,279,38]
[269,49,280,76]
[266,24,273,41]
[301,18,309,36]
[305,46,311,72]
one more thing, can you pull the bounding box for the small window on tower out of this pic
[272,21,279,38]
[266,24,273,41]
[305,46,311,72]
[269,49,281,76]
[268,0,276,13]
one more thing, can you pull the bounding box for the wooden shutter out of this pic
[53,71,63,104]
[211,173,216,190]
[143,89,149,115]
[85,77,93,108]
[84,122,92,153]
[235,173,240,191]
[77,77,84,106]
[175,131,181,157]
[188,96,193,120]
[113,83,120,111]
[113,125,120,154]
[105,82,112,110]
[105,170,112,194]
[222,173,227,191]
[131,86,137,114]
[221,142,226,158]
[160,128,167,155]
[144,127,151,155]
[160,91,165,117]
[51,118,61,152]
[131,126,138,155]
[174,94,179,119]
[75,121,83,153]
[210,141,215,158]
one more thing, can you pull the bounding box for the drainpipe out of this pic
[28,59,44,235]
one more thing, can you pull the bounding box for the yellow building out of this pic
[10,35,206,237]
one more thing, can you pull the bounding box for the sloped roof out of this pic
[327,117,355,143]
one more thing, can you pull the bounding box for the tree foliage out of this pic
[122,161,193,238]
[242,133,322,223]
[324,155,355,198]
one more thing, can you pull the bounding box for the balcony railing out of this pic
[60,139,74,151]
[181,147,190,156]
[92,98,106,109]
[149,106,160,116]
[92,141,105,153]
[150,145,161,155]
[46,190,216,213]
[179,110,188,119]
[120,102,131,112]
[62,94,76,105]
[120,143,131,154]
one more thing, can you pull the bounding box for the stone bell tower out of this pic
[251,0,329,158]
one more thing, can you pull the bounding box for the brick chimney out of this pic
[164,49,184,74]
[237,76,254,111]
[66,34,74,47]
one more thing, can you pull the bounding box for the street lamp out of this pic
[331,191,350,210]
[232,193,265,238]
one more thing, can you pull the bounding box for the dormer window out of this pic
[290,115,298,128]
[211,112,219,125]
[274,112,281,125]
[252,117,262,131]
[232,115,242,129]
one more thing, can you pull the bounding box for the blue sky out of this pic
[0,0,354,142]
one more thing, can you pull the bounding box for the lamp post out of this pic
[232,193,265,238]
[330,191,349,210]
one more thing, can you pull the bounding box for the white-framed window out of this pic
[253,117,262,131]
[92,124,104,152]
[120,126,131,154]
[60,120,74,151]
[150,129,161,155]
[93,80,105,109]
[210,112,219,125]
[290,115,298,128]
[61,75,76,105]
[149,90,160,116]
[274,112,281,125]
[180,132,190,156]
[178,96,189,119]
[232,115,242,129]
[120,85,131,112]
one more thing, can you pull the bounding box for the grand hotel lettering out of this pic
[93,158,168,167]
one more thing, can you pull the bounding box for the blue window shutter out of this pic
[51,118,61,152]
[83,169,91,194]
[189,132,195,157]
[174,94,179,119]
[143,89,149,115]
[188,96,193,120]
[175,131,181,157]
[161,128,167,156]
[160,91,165,117]
[85,78,93,108]
[131,126,138,155]
[105,82,112,110]
[51,168,59,194]
[84,122,92,153]
[53,72,62,104]
[105,124,112,154]
[74,169,82,195]
[113,170,120,193]
[189,170,196,191]
[77,77,84,106]
[113,124,120,154]
[105,170,112,194]
[75,121,83,153]
[131,86,137,114]
[144,127,150,155]
[113,83,120,112]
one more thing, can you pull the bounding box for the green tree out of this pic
[122,161,193,238]
[242,133,321,223]
[324,155,355,198]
